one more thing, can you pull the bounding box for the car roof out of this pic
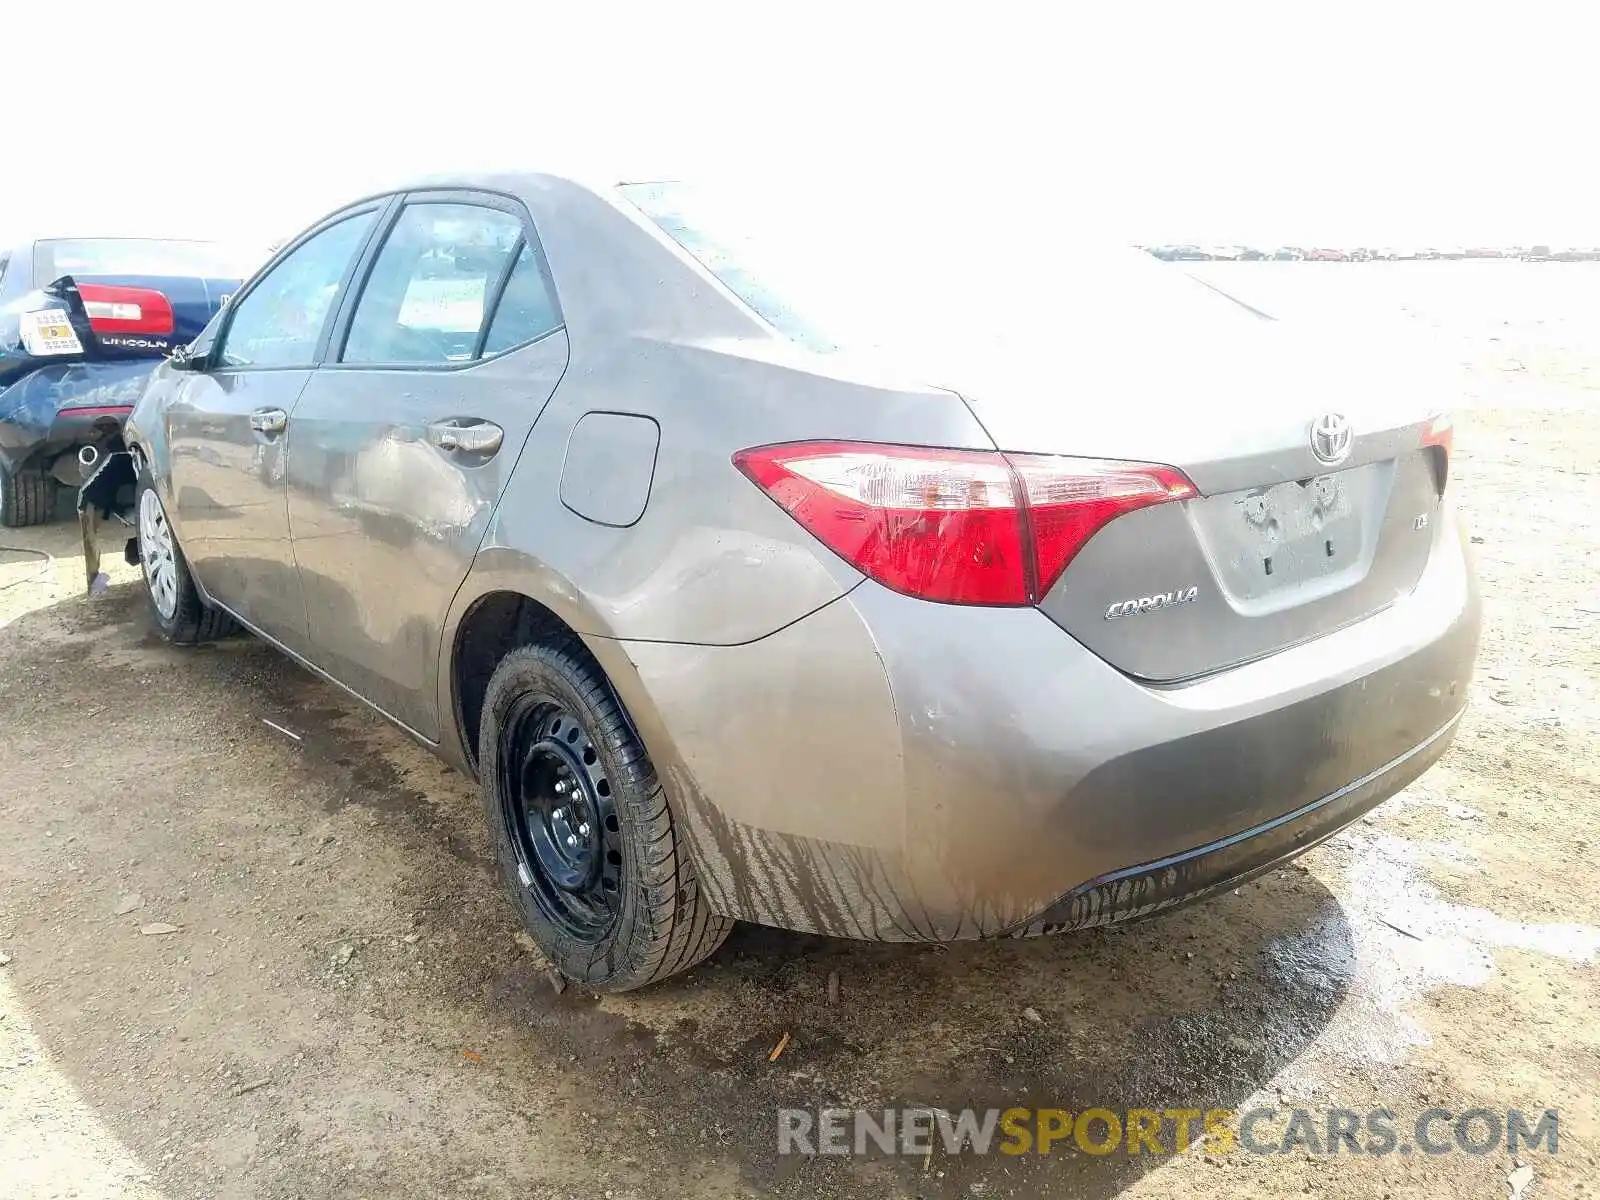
[241,170,766,359]
[22,234,231,245]
[380,168,635,202]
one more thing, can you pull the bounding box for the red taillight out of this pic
[76,283,175,336]
[1010,455,1198,599]
[1421,412,1453,492]
[734,441,1195,606]
[1421,411,1454,455]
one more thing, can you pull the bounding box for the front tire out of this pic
[135,474,235,643]
[480,639,732,991]
[0,461,55,528]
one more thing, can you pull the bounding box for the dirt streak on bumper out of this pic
[1010,709,1463,936]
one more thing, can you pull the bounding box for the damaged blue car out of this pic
[0,237,255,526]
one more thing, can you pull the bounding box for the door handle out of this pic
[426,418,503,456]
[249,408,288,435]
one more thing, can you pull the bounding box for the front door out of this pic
[166,207,382,651]
[285,193,567,737]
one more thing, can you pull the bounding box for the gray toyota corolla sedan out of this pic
[120,172,1479,989]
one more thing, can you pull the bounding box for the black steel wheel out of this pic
[499,698,624,942]
[479,637,732,991]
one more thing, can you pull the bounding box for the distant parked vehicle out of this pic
[1271,247,1305,261]
[0,237,257,526]
[1149,244,1210,262]
[1304,248,1348,262]
[1521,246,1596,262]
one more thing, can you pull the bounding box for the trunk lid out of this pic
[65,272,237,349]
[0,273,237,389]
[940,312,1451,682]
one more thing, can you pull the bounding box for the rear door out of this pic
[165,204,386,651]
[285,190,568,737]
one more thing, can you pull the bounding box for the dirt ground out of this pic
[2,265,1598,1198]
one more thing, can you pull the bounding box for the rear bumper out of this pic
[0,405,131,480]
[43,404,132,456]
[605,505,1480,941]
[1013,709,1461,934]
[0,361,150,471]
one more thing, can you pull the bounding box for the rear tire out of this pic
[0,461,55,528]
[135,473,236,644]
[480,639,732,991]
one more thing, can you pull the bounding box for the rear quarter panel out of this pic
[436,171,1000,768]
[468,337,996,646]
[436,338,997,774]
[124,361,180,490]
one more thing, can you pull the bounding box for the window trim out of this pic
[209,196,397,374]
[323,187,565,375]
[471,236,526,360]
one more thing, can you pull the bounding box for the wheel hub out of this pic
[138,488,178,620]
[522,736,601,891]
[500,700,624,942]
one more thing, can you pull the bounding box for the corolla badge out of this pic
[1309,412,1354,466]
[1105,586,1200,620]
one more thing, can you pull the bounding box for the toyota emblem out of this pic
[1309,412,1353,466]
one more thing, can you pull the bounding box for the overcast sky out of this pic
[5,1,1597,250]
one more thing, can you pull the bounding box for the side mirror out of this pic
[168,344,209,372]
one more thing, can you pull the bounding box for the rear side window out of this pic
[0,253,9,291]
[218,212,377,369]
[481,242,561,355]
[342,203,523,366]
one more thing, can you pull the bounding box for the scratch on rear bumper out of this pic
[1007,710,1464,937]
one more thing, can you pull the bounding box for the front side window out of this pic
[341,203,523,365]
[217,212,377,369]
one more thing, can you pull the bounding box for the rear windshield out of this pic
[33,238,260,282]
[619,181,1259,355]
[620,182,845,352]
